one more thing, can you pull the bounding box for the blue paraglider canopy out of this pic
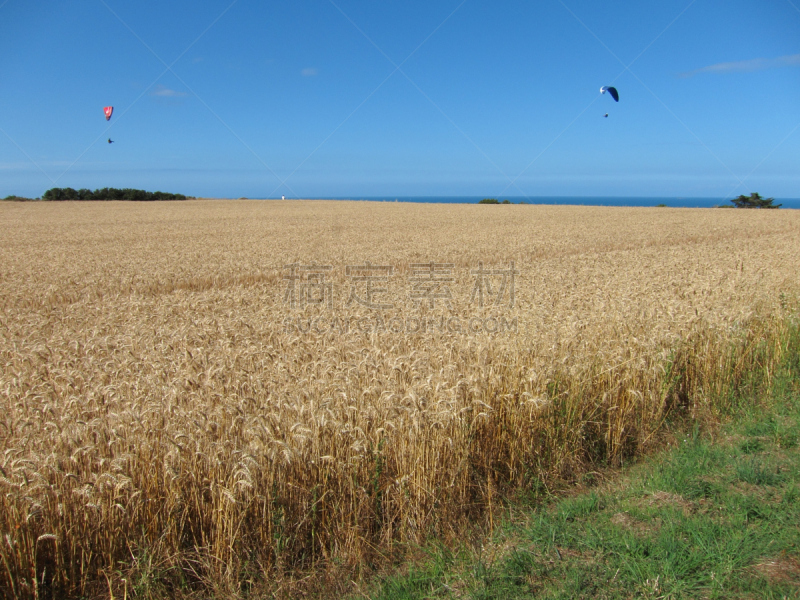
[600,86,619,102]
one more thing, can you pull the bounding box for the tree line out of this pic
[476,193,783,208]
[479,198,524,204]
[723,193,781,209]
[41,188,191,201]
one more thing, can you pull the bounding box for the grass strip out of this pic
[363,334,800,600]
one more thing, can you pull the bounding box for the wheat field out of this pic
[1,200,799,598]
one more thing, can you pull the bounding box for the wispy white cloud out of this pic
[301,67,318,76]
[0,161,34,171]
[151,85,188,97]
[678,53,800,78]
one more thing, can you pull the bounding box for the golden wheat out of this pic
[0,200,798,598]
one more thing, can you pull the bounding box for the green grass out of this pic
[360,345,800,599]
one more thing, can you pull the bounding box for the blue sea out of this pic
[288,196,800,209]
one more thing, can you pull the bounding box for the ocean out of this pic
[288,196,800,209]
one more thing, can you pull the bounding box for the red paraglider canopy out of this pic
[103,106,113,121]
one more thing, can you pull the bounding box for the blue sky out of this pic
[1,0,799,199]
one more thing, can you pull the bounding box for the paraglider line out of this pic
[97,0,297,195]
[787,0,800,15]
[558,0,750,193]
[54,0,242,186]
[0,126,56,184]
[53,74,168,185]
[54,86,158,185]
